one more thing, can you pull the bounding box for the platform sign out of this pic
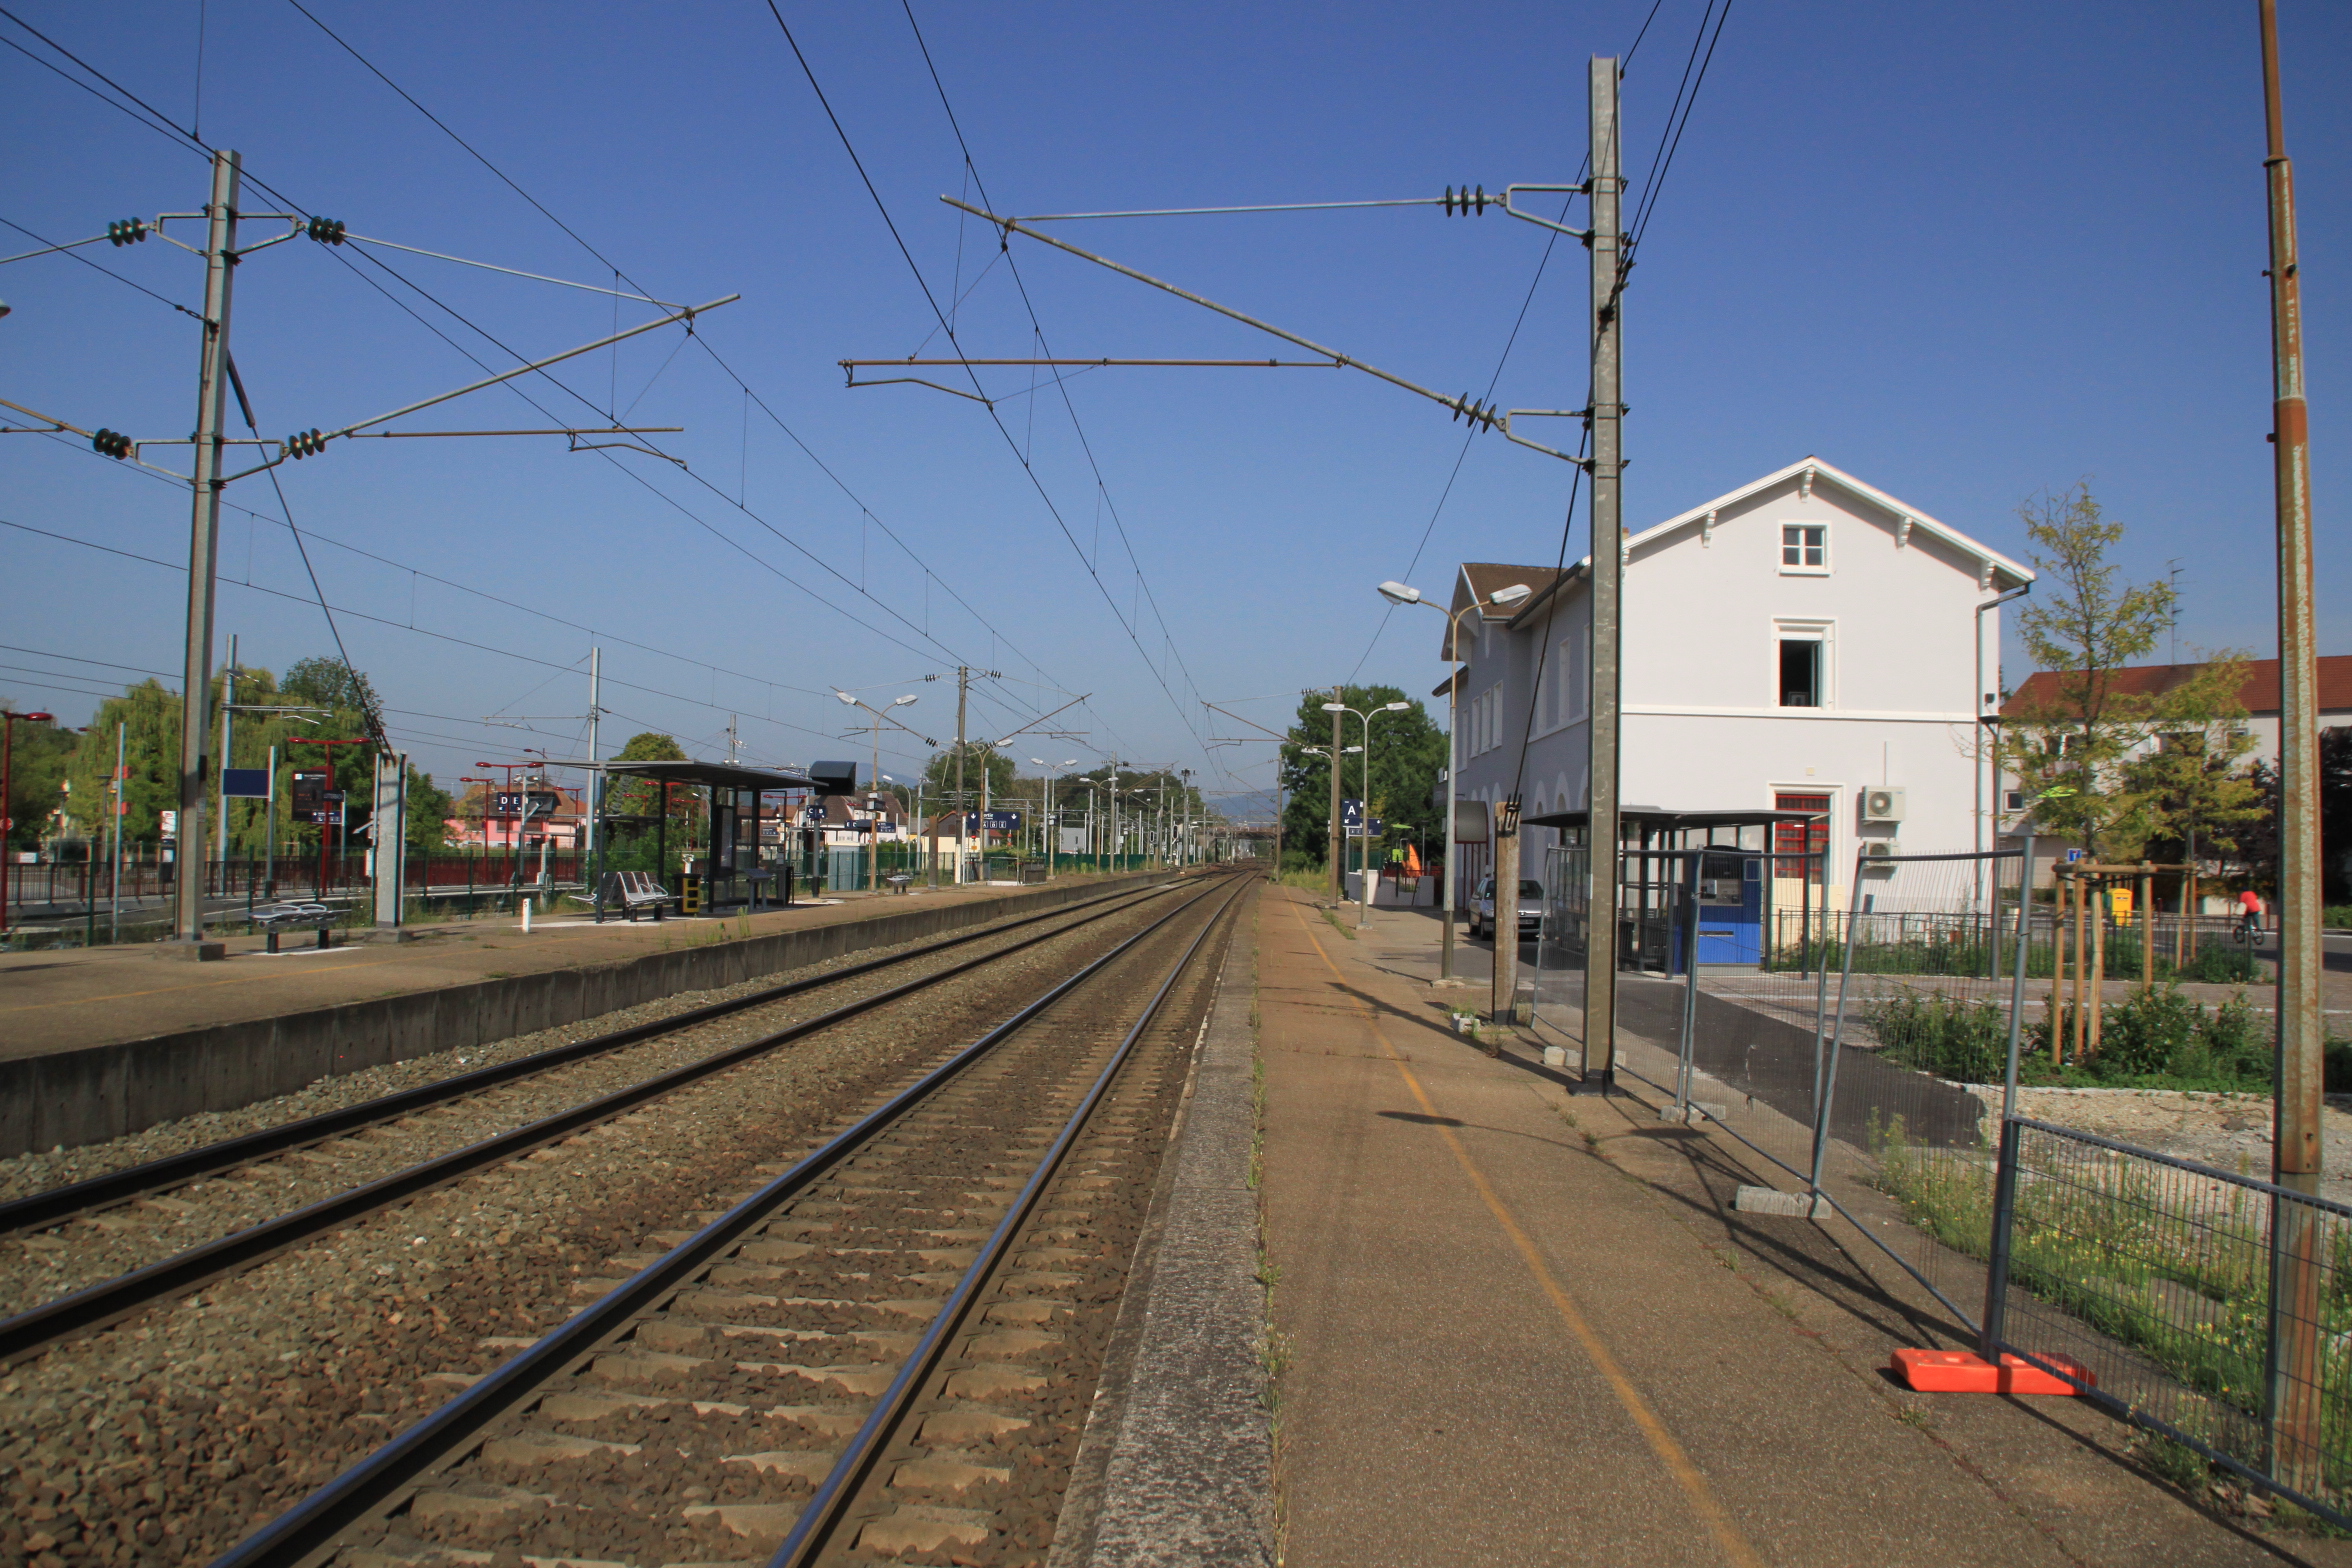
[1341,798,1364,834]
[493,790,563,819]
[311,790,346,827]
[220,768,270,799]
[291,770,328,816]
[986,810,1019,832]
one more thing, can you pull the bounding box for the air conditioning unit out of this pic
[1861,786,1906,824]
[1861,839,1901,861]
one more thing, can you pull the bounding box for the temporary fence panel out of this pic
[1806,849,2027,1329]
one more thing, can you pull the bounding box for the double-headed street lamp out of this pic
[1031,758,1078,878]
[1322,699,1410,929]
[1,709,55,937]
[1377,578,1530,976]
[835,691,925,893]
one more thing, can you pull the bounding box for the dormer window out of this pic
[1781,523,1828,574]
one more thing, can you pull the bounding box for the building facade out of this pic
[1446,456,2034,903]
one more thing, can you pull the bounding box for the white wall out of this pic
[1453,465,2019,877]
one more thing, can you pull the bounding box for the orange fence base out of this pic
[1892,1348,2093,1396]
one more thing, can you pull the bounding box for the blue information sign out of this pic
[1340,798,1364,833]
[986,810,1020,832]
[219,768,271,799]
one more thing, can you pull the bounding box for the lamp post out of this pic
[1,710,56,937]
[835,690,920,892]
[1375,579,1530,974]
[1032,758,1077,879]
[1322,700,1411,928]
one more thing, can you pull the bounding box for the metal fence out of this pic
[1541,843,2345,1528]
[1979,1119,2351,1523]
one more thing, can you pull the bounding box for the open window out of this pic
[1779,636,1823,708]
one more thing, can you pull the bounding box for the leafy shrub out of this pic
[2176,944,2266,985]
[1867,989,2008,1083]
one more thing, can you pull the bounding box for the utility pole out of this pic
[2259,0,2324,1492]
[1327,688,1343,897]
[171,149,241,953]
[1579,56,1625,1092]
[953,666,969,883]
[216,633,237,873]
[584,647,601,867]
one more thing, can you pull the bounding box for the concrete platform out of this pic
[0,873,1161,1158]
[1252,888,2343,1567]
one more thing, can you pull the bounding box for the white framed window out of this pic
[1774,619,1834,709]
[1780,522,1828,575]
[1561,634,1588,724]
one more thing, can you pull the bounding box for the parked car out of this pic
[1469,877,1545,940]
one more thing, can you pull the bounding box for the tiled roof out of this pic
[2002,655,2352,718]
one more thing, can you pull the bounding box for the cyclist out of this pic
[2235,887,2265,942]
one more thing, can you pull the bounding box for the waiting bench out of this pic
[592,871,673,923]
[251,903,338,952]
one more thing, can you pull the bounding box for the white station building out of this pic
[1444,456,2035,911]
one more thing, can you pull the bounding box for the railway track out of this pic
[0,876,1194,1366]
[205,868,1249,1568]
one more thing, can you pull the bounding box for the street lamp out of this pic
[836,690,923,892]
[1321,699,1412,928]
[1,710,55,938]
[1031,757,1078,878]
[1377,577,1530,975]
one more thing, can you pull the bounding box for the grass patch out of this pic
[1871,1116,2352,1509]
[1318,906,1357,941]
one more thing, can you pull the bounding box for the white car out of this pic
[1469,877,1545,941]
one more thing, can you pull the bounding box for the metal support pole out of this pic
[1493,814,1521,1025]
[1811,854,1871,1199]
[262,744,277,903]
[111,721,125,943]
[1580,56,1624,1091]
[2259,0,2324,1490]
[952,666,968,884]
[1676,852,1700,1116]
[172,149,242,949]
[217,634,236,878]
[585,647,601,876]
[1327,691,1343,897]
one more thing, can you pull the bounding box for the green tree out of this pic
[1998,485,2230,859]
[1277,686,1446,867]
[2,712,74,851]
[606,732,690,822]
[924,745,1015,813]
[2124,672,2265,878]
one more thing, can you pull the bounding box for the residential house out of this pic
[1445,456,2034,909]
[1997,654,2352,889]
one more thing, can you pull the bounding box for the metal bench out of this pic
[884,872,915,895]
[593,870,673,922]
[251,903,338,952]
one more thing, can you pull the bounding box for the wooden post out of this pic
[2139,861,2155,990]
[2071,872,2089,1064]
[2089,877,2107,1059]
[2050,869,2067,1068]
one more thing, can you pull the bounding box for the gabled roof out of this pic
[2002,656,2352,719]
[1625,456,2034,587]
[1443,563,1570,658]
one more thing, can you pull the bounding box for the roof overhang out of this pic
[542,759,815,791]
[1626,456,2035,587]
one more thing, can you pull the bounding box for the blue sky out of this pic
[3,1,2343,812]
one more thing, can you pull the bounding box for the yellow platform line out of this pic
[1283,896,1767,1568]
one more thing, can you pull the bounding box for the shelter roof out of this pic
[543,759,814,791]
[1521,806,1819,832]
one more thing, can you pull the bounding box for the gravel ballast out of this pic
[0,884,1225,1567]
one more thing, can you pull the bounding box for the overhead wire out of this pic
[896,3,1225,785]
[762,3,1222,788]
[3,7,1074,748]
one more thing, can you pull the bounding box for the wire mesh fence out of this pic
[1982,1120,2351,1527]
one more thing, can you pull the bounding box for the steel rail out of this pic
[0,878,1175,1236]
[773,871,1246,1566]
[203,869,1249,1568]
[0,877,1203,1365]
